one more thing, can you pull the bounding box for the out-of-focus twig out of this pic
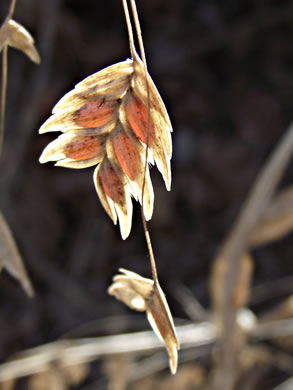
[174,283,209,322]
[0,315,293,384]
[0,0,59,196]
[0,44,7,158]
[273,377,293,390]
[0,211,33,295]
[210,123,293,390]
[249,186,293,247]
[0,0,40,159]
[250,276,293,306]
[0,322,215,382]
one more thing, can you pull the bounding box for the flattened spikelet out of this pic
[39,50,172,238]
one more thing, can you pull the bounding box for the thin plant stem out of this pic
[121,0,135,58]
[129,0,147,65]
[0,45,8,159]
[6,0,17,21]
[122,0,159,285]
[0,0,17,159]
[129,0,158,285]
[141,213,158,283]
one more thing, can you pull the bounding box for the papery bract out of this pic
[39,50,172,239]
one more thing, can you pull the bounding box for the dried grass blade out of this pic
[210,122,293,389]
[250,186,293,247]
[0,212,33,296]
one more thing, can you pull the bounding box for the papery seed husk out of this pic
[124,91,156,147]
[122,90,171,190]
[112,273,153,299]
[108,280,147,312]
[64,135,104,161]
[39,101,118,134]
[111,125,141,181]
[99,159,133,239]
[74,100,117,128]
[52,60,133,114]
[109,124,154,220]
[4,20,40,64]
[132,51,172,155]
[94,163,117,224]
[75,60,133,92]
[55,156,103,169]
[39,133,105,164]
[146,283,179,374]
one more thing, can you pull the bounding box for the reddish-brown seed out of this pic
[148,297,169,340]
[75,100,115,128]
[125,95,155,145]
[65,136,103,160]
[112,129,140,181]
[100,160,124,205]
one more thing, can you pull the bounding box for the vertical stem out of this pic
[0,45,8,159]
[127,0,159,285]
[121,0,135,58]
[130,0,147,65]
[141,216,158,283]
[0,0,17,159]
[121,0,159,285]
[7,0,17,21]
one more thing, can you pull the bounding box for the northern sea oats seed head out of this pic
[39,50,172,239]
[108,268,180,374]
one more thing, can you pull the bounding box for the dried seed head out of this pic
[39,50,172,239]
[0,19,40,64]
[108,268,180,374]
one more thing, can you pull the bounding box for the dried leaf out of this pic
[62,363,89,387]
[102,356,131,390]
[0,211,33,296]
[39,49,172,239]
[108,268,180,374]
[28,362,88,390]
[260,295,293,322]
[29,369,65,390]
[0,19,40,64]
[250,186,293,247]
[0,379,16,390]
[210,253,253,322]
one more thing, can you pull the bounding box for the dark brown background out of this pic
[0,0,293,388]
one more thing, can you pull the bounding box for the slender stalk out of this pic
[121,0,135,58]
[128,0,159,285]
[0,45,8,159]
[0,0,17,159]
[7,0,17,21]
[4,0,17,24]
[141,211,158,283]
[129,0,147,65]
[122,0,158,284]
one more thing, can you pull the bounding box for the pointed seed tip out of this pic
[39,154,46,164]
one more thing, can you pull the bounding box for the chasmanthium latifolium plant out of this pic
[38,0,179,374]
[39,49,172,240]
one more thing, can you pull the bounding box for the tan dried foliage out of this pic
[0,379,15,390]
[210,253,253,316]
[102,356,131,390]
[0,19,40,63]
[108,268,179,374]
[39,49,172,239]
[0,212,33,296]
[250,186,293,247]
[133,363,205,390]
[261,295,293,322]
[28,363,88,390]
